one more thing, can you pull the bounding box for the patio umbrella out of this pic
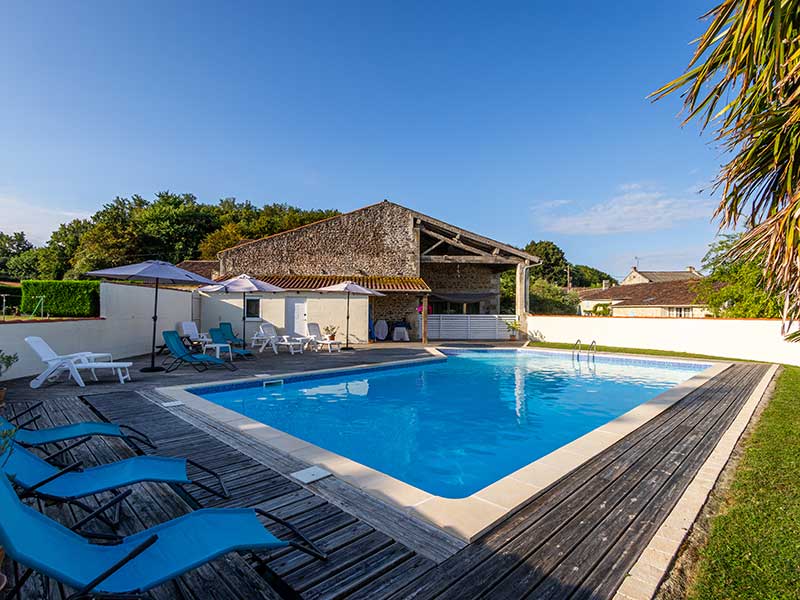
[198,274,285,349]
[314,281,384,350]
[87,260,216,372]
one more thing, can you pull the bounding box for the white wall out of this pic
[1,282,193,381]
[199,292,369,344]
[527,315,800,366]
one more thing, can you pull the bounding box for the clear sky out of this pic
[1,1,723,279]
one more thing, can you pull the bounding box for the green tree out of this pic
[525,240,569,286]
[695,234,782,318]
[653,1,800,323]
[571,264,617,288]
[6,248,42,280]
[0,231,33,279]
[199,222,247,259]
[71,196,147,273]
[38,219,92,279]
[133,192,218,263]
[528,278,579,315]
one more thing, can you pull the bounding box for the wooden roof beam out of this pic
[420,227,495,257]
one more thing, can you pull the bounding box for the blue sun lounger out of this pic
[209,327,253,359]
[162,330,236,372]
[1,403,155,463]
[219,321,245,346]
[3,442,228,527]
[0,473,325,599]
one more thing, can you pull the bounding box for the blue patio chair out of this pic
[219,321,245,346]
[1,402,155,463]
[162,330,236,372]
[3,442,228,528]
[0,473,326,600]
[209,327,253,360]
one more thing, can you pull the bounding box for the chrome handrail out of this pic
[572,339,582,361]
[588,340,597,362]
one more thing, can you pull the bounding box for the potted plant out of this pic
[0,350,18,409]
[506,320,521,341]
[0,424,15,592]
[323,325,339,341]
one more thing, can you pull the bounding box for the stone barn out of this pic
[214,200,538,341]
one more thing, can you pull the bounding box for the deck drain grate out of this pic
[291,466,332,484]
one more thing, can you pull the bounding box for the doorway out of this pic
[285,297,307,336]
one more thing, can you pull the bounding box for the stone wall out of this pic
[372,294,420,338]
[420,263,503,313]
[218,201,418,277]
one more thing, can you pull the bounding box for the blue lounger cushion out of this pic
[4,443,191,499]
[0,472,288,595]
[1,416,125,447]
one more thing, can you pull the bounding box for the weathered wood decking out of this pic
[3,362,770,599]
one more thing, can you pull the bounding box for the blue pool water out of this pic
[197,350,707,498]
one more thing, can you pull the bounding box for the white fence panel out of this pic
[421,314,517,340]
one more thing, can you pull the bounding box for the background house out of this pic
[579,280,712,318]
[192,200,538,341]
[620,266,703,286]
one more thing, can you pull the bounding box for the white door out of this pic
[285,297,307,336]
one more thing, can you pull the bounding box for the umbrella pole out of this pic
[241,292,247,352]
[343,291,353,351]
[141,277,165,372]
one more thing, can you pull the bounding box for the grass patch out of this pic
[686,366,800,599]
[526,341,744,363]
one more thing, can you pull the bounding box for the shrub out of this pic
[20,280,100,317]
[0,284,22,308]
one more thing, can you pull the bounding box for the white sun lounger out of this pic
[25,336,133,389]
[307,323,342,353]
[178,321,211,345]
[252,323,303,355]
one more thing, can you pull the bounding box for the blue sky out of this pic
[1,1,723,279]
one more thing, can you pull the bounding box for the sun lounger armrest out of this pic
[8,401,44,423]
[71,532,159,599]
[44,436,91,462]
[17,460,85,499]
[72,489,133,532]
[254,509,327,560]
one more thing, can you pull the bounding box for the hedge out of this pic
[0,284,22,308]
[20,280,100,317]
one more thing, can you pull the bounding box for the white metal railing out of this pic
[420,314,518,340]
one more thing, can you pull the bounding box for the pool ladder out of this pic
[572,339,598,363]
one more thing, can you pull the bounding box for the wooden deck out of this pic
[3,362,770,599]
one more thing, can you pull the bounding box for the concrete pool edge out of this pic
[156,349,729,542]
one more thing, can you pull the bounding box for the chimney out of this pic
[631,266,638,272]
[602,279,610,290]
[687,266,697,274]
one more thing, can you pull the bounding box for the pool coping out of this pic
[156,347,730,542]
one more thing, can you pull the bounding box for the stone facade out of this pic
[219,202,418,277]
[372,294,421,337]
[421,263,504,313]
[215,201,537,339]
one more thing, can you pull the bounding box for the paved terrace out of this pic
[0,345,772,599]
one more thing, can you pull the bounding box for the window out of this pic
[668,307,692,318]
[245,297,260,319]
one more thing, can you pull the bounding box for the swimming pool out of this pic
[195,350,708,499]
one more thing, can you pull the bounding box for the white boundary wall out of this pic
[527,315,800,366]
[0,283,193,381]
